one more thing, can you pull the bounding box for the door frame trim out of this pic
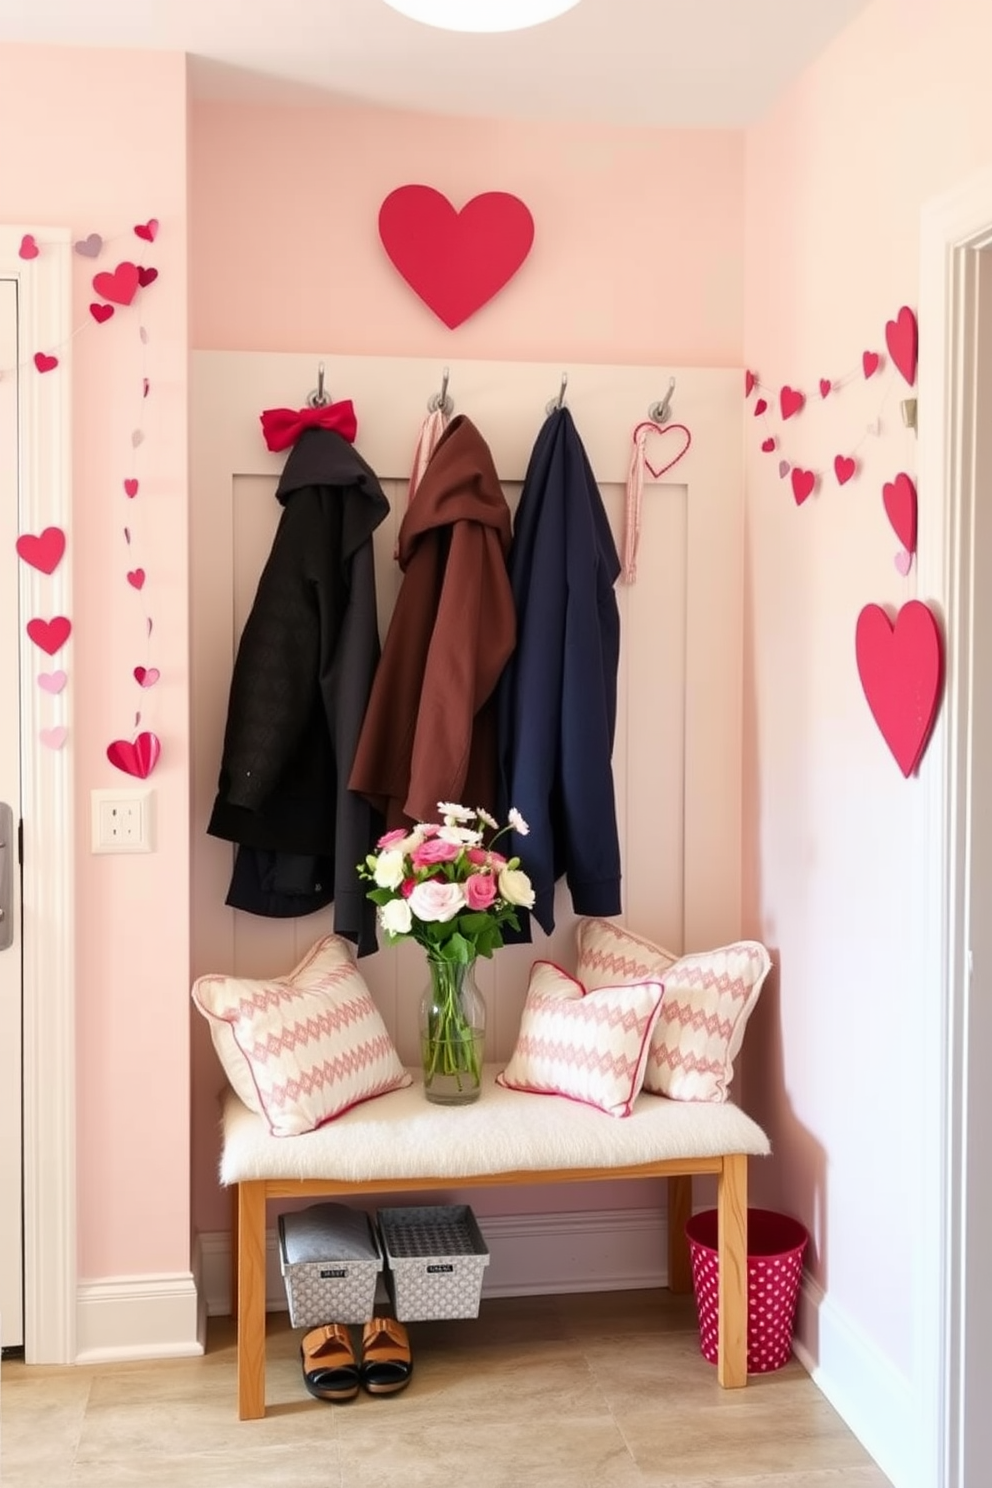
[2,226,76,1363]
[918,169,992,1488]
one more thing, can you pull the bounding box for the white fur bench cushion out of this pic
[219,1065,770,1185]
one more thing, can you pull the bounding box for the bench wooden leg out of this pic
[237,1181,267,1420]
[667,1175,693,1293]
[716,1152,748,1388]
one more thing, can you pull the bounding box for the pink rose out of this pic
[412,838,461,868]
[376,827,409,850]
[408,880,465,923]
[466,847,508,870]
[464,873,497,911]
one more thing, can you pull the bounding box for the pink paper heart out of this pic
[124,478,139,498]
[143,378,150,398]
[19,233,39,260]
[33,352,58,373]
[37,670,67,694]
[778,459,791,479]
[791,467,816,505]
[133,666,160,688]
[16,526,65,574]
[642,423,692,480]
[107,730,160,778]
[895,549,913,576]
[26,615,71,655]
[92,261,140,307]
[819,378,832,398]
[862,350,880,378]
[40,726,67,751]
[781,386,806,420]
[89,302,114,324]
[754,398,768,416]
[834,454,856,485]
[74,233,103,258]
[134,219,159,242]
[127,568,146,590]
[744,370,756,396]
[761,437,776,453]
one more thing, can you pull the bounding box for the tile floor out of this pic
[1,1290,893,1487]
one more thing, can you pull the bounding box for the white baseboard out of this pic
[75,1273,204,1364]
[793,1275,918,1488]
[198,1205,670,1318]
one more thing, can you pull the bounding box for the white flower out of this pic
[437,801,475,823]
[379,898,413,936]
[409,880,467,923]
[437,825,483,846]
[507,808,530,837]
[498,867,535,908]
[373,849,406,890]
[475,807,499,830]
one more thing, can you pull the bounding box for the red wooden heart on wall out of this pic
[378,185,535,329]
[885,306,918,387]
[16,526,65,574]
[855,600,942,777]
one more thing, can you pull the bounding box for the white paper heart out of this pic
[778,460,791,479]
[73,233,103,258]
[131,429,144,448]
[895,549,913,576]
[40,726,67,750]
[38,670,67,694]
[139,326,149,344]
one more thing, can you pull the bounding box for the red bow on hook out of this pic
[260,399,358,452]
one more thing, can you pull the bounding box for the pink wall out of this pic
[0,45,191,1281]
[190,100,743,365]
[743,0,992,1397]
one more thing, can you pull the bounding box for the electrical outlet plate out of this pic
[90,788,155,854]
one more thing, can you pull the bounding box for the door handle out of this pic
[0,802,12,951]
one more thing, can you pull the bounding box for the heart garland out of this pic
[16,525,71,748]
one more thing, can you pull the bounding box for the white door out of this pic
[0,277,23,1350]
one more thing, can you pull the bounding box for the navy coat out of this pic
[497,407,623,935]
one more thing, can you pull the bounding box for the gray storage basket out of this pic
[278,1202,383,1328]
[377,1204,490,1321]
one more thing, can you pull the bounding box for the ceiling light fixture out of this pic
[382,0,582,34]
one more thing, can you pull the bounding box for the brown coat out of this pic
[349,416,515,827]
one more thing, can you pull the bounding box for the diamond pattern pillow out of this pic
[496,960,665,1118]
[191,935,411,1136]
[576,916,680,991]
[644,941,770,1101]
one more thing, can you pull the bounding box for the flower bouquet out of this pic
[359,803,535,1104]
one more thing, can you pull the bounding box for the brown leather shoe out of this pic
[360,1316,413,1395]
[300,1322,360,1402]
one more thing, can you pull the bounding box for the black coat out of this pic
[497,407,623,936]
[207,427,389,956]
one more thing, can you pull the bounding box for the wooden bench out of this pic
[221,1068,770,1419]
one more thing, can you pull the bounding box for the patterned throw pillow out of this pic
[576,916,680,990]
[496,960,665,1118]
[191,935,411,1137]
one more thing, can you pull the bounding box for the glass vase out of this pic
[419,957,486,1106]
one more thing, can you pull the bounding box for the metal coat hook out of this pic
[648,376,677,425]
[546,371,568,417]
[307,361,329,408]
[428,366,453,416]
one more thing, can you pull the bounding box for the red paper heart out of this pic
[16,526,65,574]
[134,219,159,242]
[642,423,691,479]
[107,730,160,778]
[26,615,71,655]
[780,386,806,420]
[882,472,917,554]
[819,379,832,398]
[89,302,114,324]
[137,266,158,288]
[791,467,816,505]
[34,352,58,373]
[754,398,768,416]
[885,306,918,387]
[19,233,39,260]
[127,568,146,590]
[862,350,880,378]
[378,185,534,329]
[93,261,140,306]
[745,370,757,396]
[133,666,160,688]
[124,478,139,498]
[834,454,856,485]
[856,601,942,776]
[761,437,776,452]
